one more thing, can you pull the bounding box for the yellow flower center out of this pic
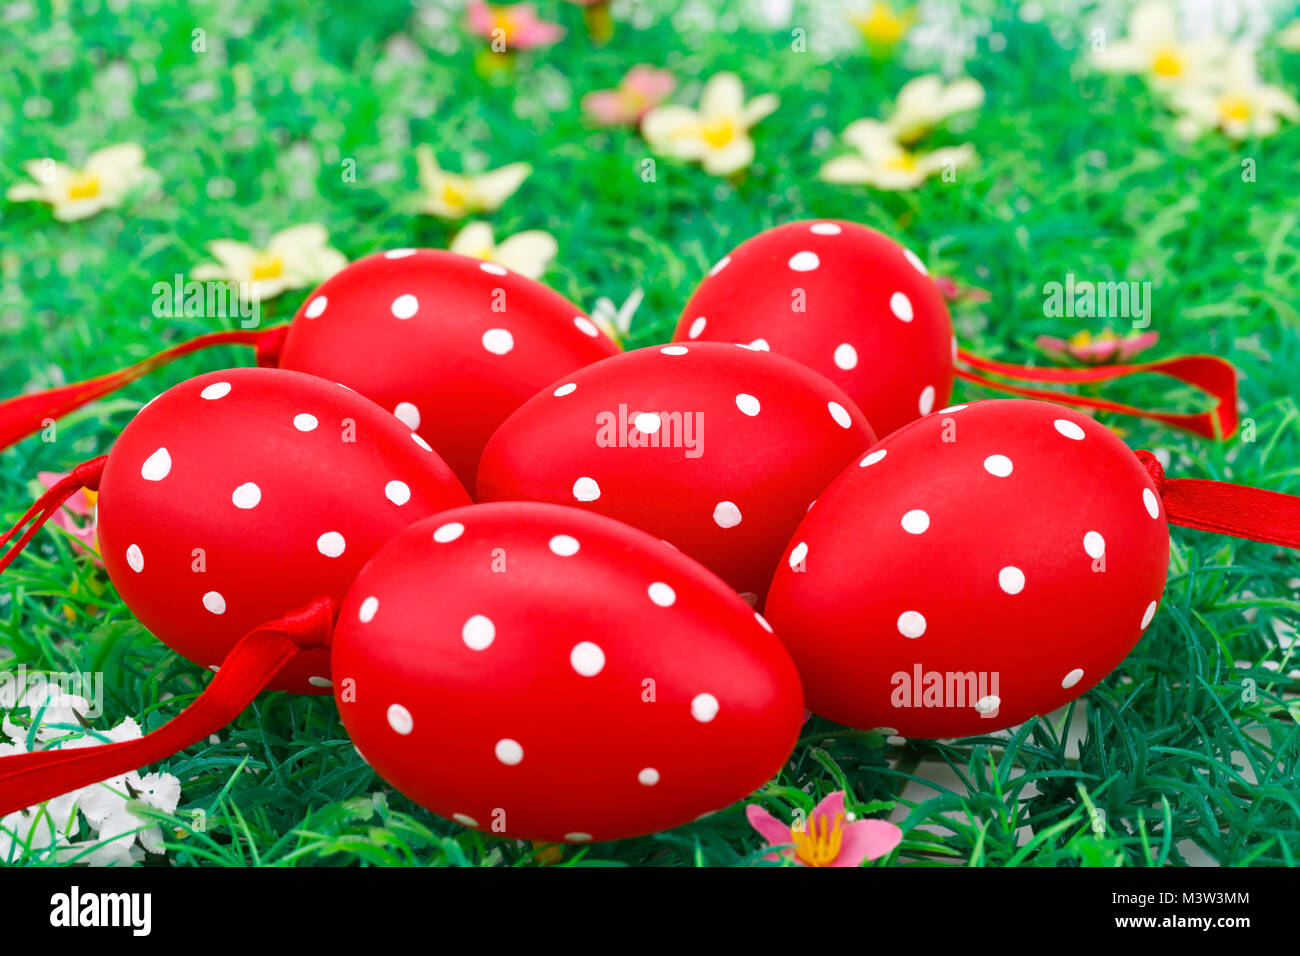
[81,488,99,509]
[250,253,284,282]
[1151,47,1183,78]
[699,116,738,149]
[853,3,909,46]
[792,812,846,867]
[885,151,919,172]
[492,11,517,44]
[1219,95,1252,122]
[66,172,101,201]
[440,178,470,213]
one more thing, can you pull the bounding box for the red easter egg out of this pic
[764,399,1170,737]
[331,501,804,842]
[96,367,470,692]
[672,220,955,438]
[476,342,876,603]
[277,250,621,488]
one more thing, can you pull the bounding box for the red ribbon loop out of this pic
[0,455,109,575]
[957,349,1238,440]
[0,325,290,452]
[0,596,336,820]
[1136,449,1300,549]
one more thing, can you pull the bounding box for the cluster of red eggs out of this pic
[0,221,1256,844]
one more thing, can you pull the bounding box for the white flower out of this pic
[820,118,975,190]
[1281,20,1300,52]
[6,143,152,221]
[641,73,779,176]
[1092,0,1226,90]
[415,145,531,219]
[1171,45,1300,140]
[885,75,984,143]
[589,287,644,346]
[448,221,557,279]
[191,224,348,302]
[0,699,181,866]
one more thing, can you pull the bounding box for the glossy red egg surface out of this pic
[476,342,875,603]
[672,220,954,438]
[96,367,470,692]
[764,399,1170,737]
[332,502,805,843]
[277,249,621,488]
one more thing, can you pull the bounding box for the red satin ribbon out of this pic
[0,325,289,451]
[0,596,335,820]
[0,456,108,574]
[957,349,1238,440]
[1136,450,1300,549]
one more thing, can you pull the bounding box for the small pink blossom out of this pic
[933,275,992,304]
[36,471,100,562]
[467,1,565,51]
[1036,329,1160,365]
[746,790,902,867]
[582,66,676,126]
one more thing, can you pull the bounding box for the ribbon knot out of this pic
[1134,449,1166,498]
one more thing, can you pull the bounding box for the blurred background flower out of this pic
[466,0,565,51]
[641,72,779,176]
[581,65,676,126]
[415,145,531,219]
[449,221,558,278]
[7,143,151,221]
[191,224,347,302]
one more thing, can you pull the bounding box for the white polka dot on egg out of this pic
[998,566,1025,594]
[712,501,742,528]
[304,296,327,318]
[495,738,524,765]
[1084,531,1105,558]
[735,393,761,416]
[433,522,464,542]
[901,509,930,534]
[572,476,601,501]
[358,596,379,623]
[634,412,661,433]
[688,317,707,338]
[810,222,842,235]
[1141,601,1158,630]
[897,611,926,638]
[384,248,416,259]
[480,262,508,276]
[903,248,929,275]
[860,449,887,467]
[918,386,936,415]
[648,582,676,607]
[570,642,605,677]
[553,382,577,397]
[394,402,421,429]
[1053,419,1085,440]
[690,693,719,722]
[574,316,600,337]
[828,401,852,428]
[983,455,1013,477]
[200,382,231,400]
[482,328,514,355]
[387,704,413,735]
[141,448,171,481]
[316,532,346,558]
[638,767,660,786]
[789,541,808,568]
[385,480,410,505]
[788,251,820,271]
[1062,668,1084,689]
[661,345,688,356]
[1143,487,1160,519]
[708,256,731,277]
[202,591,226,615]
[126,544,144,573]
[231,482,261,509]
[833,343,858,370]
[462,615,495,651]
[549,535,580,556]
[890,291,914,322]
[391,294,419,319]
[294,413,318,432]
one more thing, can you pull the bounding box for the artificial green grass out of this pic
[1,0,1299,865]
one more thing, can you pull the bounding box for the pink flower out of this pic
[746,790,902,867]
[933,275,992,304]
[1036,329,1160,365]
[36,471,101,562]
[467,1,565,51]
[582,66,676,126]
